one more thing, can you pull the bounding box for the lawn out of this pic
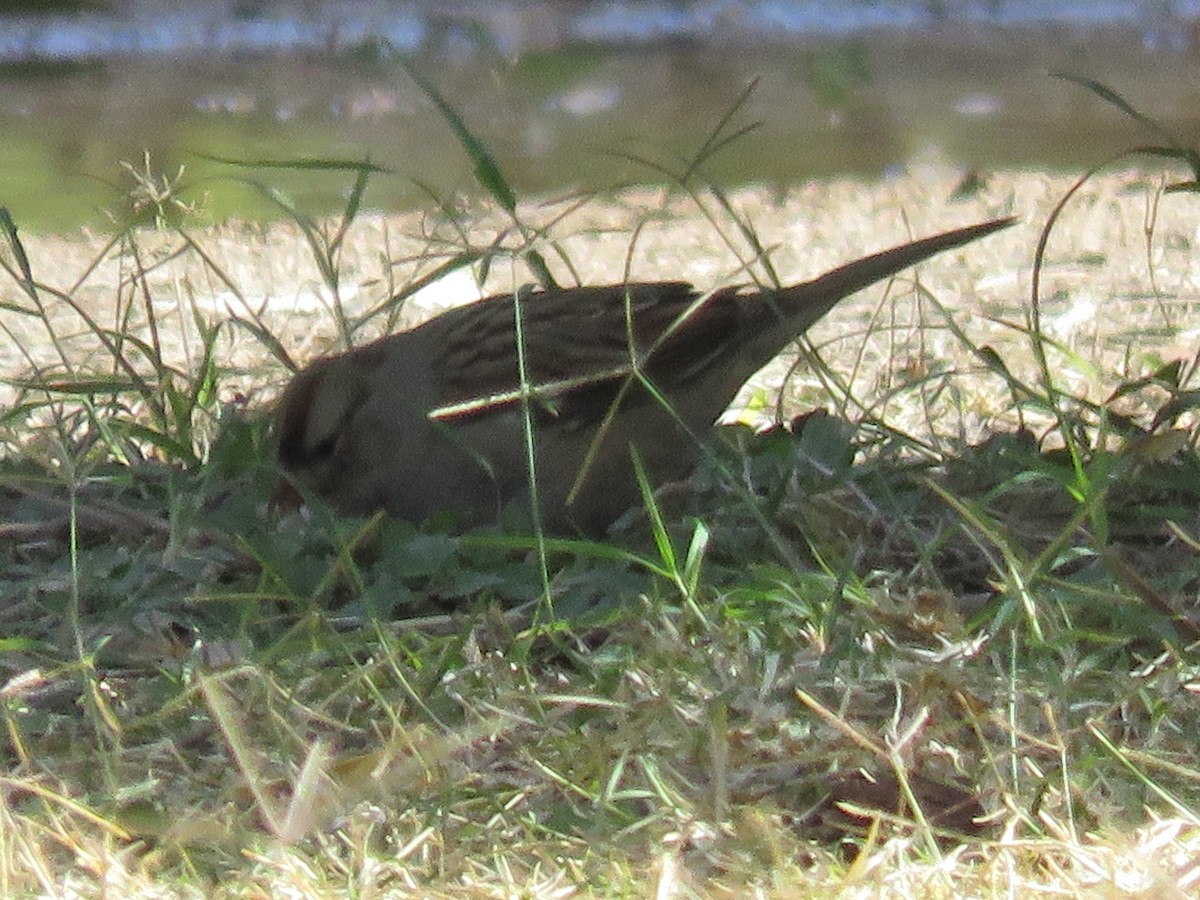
[1,105,1199,895]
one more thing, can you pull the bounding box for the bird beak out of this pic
[269,476,305,515]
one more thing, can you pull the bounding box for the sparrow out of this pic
[275,216,1012,534]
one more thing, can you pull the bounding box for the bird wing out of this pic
[426,281,726,421]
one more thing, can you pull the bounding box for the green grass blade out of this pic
[401,59,517,214]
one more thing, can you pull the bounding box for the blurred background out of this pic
[2,0,1199,230]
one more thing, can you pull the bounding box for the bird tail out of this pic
[779,216,1014,321]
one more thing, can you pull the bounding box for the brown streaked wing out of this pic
[429,282,704,417]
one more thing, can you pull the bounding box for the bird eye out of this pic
[310,433,338,462]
